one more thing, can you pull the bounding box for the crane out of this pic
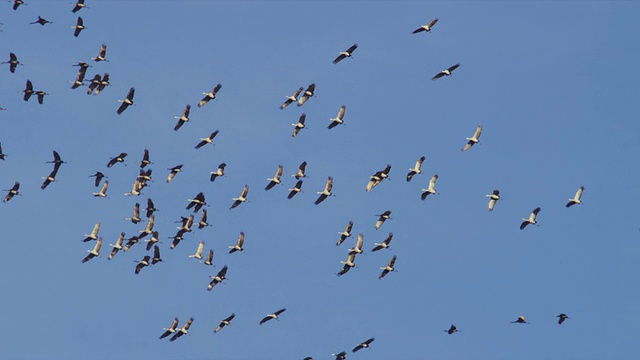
[169,318,194,341]
[287,179,303,199]
[297,83,315,107]
[265,165,283,190]
[333,43,358,64]
[328,105,346,129]
[208,265,228,290]
[406,156,425,182]
[280,87,303,109]
[116,87,135,114]
[198,84,221,108]
[432,63,460,80]
[372,232,393,252]
[336,221,353,246]
[421,175,439,200]
[82,237,102,263]
[413,18,438,33]
[230,185,249,210]
[228,232,245,254]
[210,163,226,182]
[566,186,584,208]
[379,255,397,279]
[214,313,236,333]
[314,177,334,205]
[259,308,286,325]
[292,113,306,137]
[461,125,482,151]
[108,232,124,260]
[486,190,500,211]
[375,210,392,230]
[520,207,541,230]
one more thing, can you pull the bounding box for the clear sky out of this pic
[1,1,640,359]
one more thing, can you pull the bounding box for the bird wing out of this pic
[333,53,346,64]
[448,63,461,72]
[388,255,397,267]
[575,186,584,200]
[346,44,358,54]
[117,102,129,115]
[488,199,496,211]
[429,174,438,190]
[473,125,482,139]
[519,221,529,230]
[325,177,333,192]
[462,140,474,152]
[314,193,327,205]
[432,71,446,80]
[412,26,425,34]
[337,105,346,119]
[259,316,270,325]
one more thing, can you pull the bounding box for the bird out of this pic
[107,152,127,168]
[520,207,541,230]
[372,232,393,252]
[40,167,58,190]
[375,210,392,230]
[0,142,5,160]
[210,163,226,182]
[145,198,158,218]
[123,236,140,252]
[3,181,20,203]
[174,104,191,131]
[379,255,397,279]
[71,0,87,12]
[297,83,315,107]
[328,105,346,129]
[198,84,222,108]
[21,80,34,101]
[432,63,460,80]
[215,313,236,333]
[169,230,186,250]
[292,113,306,137]
[125,203,142,224]
[333,43,358,64]
[566,186,585,208]
[188,241,205,260]
[259,308,286,325]
[337,221,353,246]
[170,318,194,342]
[108,233,125,260]
[421,174,439,200]
[134,255,151,274]
[72,16,85,37]
[314,176,334,205]
[444,324,459,334]
[195,130,219,149]
[203,249,214,266]
[511,316,529,324]
[82,222,100,242]
[46,150,66,169]
[406,156,425,182]
[348,234,364,256]
[556,313,570,325]
[82,237,102,263]
[159,318,179,340]
[292,161,308,179]
[30,16,52,26]
[366,164,391,191]
[352,337,375,353]
[287,180,303,199]
[207,265,228,290]
[86,74,101,94]
[228,232,245,254]
[186,192,207,213]
[198,209,210,229]
[139,149,151,168]
[413,18,438,33]
[93,180,109,198]
[89,171,106,187]
[2,52,22,73]
[230,185,249,210]
[280,87,303,109]
[91,44,108,62]
[69,64,88,89]
[166,164,183,183]
[484,189,501,211]
[337,253,357,277]
[12,0,25,11]
[462,125,482,151]
[332,352,347,360]
[94,72,110,95]
[35,90,48,105]
[117,87,135,114]
[265,165,283,190]
[145,231,160,252]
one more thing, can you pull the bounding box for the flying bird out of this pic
[198,84,221,108]
[30,16,52,26]
[107,153,127,168]
[203,249,214,266]
[511,316,529,324]
[86,74,101,94]
[336,221,353,246]
[228,232,245,254]
[169,230,186,250]
[3,181,20,203]
[366,164,391,191]
[92,180,108,197]
[556,313,570,325]
[566,186,584,208]
[159,318,179,340]
[375,210,392,230]
[134,255,151,274]
[2,52,22,73]
[35,90,48,105]
[379,255,397,279]
[145,198,158,218]
[108,233,125,260]
[125,203,142,224]
[292,113,306,137]
[328,105,346,129]
[174,104,191,131]
[432,63,460,80]
[461,125,482,151]
[166,164,183,183]
[146,232,161,252]
[69,64,88,89]
[72,16,85,37]
[139,149,151,168]
[215,313,236,333]
[21,80,34,102]
[337,253,357,277]
[89,171,105,187]
[82,222,100,242]
[94,72,109,95]
[198,209,210,229]
[230,185,249,210]
[352,337,375,353]
[208,265,228,290]
[116,87,135,114]
[406,156,425,182]
[265,165,283,190]
[210,163,226,182]
[91,44,108,62]
[0,143,5,160]
[292,161,307,179]
[188,241,205,260]
[348,233,364,256]
[445,324,459,334]
[186,192,207,213]
[333,43,358,64]
[332,352,347,360]
[287,180,303,199]
[520,207,541,230]
[72,0,87,12]
[280,87,303,109]
[421,174,439,200]
[82,237,102,263]
[195,130,219,149]
[486,190,501,211]
[372,232,393,252]
[259,308,286,325]
[12,0,25,11]
[297,83,315,107]
[413,18,438,33]
[314,176,334,205]
[169,318,194,342]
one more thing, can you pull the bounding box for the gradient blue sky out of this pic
[1,1,639,359]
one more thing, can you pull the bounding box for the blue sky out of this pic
[1,1,640,359]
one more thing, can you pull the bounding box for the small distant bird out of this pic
[332,352,347,360]
[372,232,393,252]
[297,83,315,107]
[228,232,245,254]
[520,207,541,230]
[379,255,397,279]
[556,313,570,325]
[366,164,391,191]
[12,0,25,11]
[406,156,425,182]
[186,192,207,213]
[265,165,283,191]
[125,203,142,224]
[82,237,102,263]
[314,176,334,205]
[566,186,584,208]
[511,316,529,324]
[328,105,346,129]
[485,189,501,211]
[71,0,87,13]
[352,337,375,353]
[188,241,205,260]
[91,44,108,62]
[207,265,227,290]
[0,142,7,160]
[72,16,85,37]
[287,179,303,199]
[292,161,308,179]
[145,198,158,218]
[40,167,58,190]
[333,43,358,64]
[462,125,482,151]
[21,80,34,101]
[30,16,52,26]
[432,63,460,80]
[166,164,183,183]
[35,90,48,104]
[146,232,160,252]
[134,255,151,274]
[159,318,179,340]
[116,87,135,114]
[198,84,221,108]
[170,318,194,342]
[94,72,109,95]
[412,18,438,33]
[421,174,439,200]
[89,171,105,187]
[174,104,191,131]
[230,185,249,210]
[210,163,226,182]
[336,221,353,246]
[444,324,459,334]
[3,181,20,203]
[48,150,66,170]
[86,74,101,94]
[375,210,392,230]
[139,149,151,168]
[169,229,186,249]
[337,253,357,277]
[215,313,236,333]
[203,249,214,266]
[92,180,109,197]
[280,87,303,109]
[259,308,286,325]
[195,130,219,149]
[2,52,22,73]
[198,209,210,229]
[107,152,127,168]
[292,113,306,137]
[69,64,88,89]
[139,215,155,239]
[82,222,100,242]
[108,233,124,260]
[348,233,364,256]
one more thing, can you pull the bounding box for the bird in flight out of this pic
[413,18,438,33]
[432,63,460,80]
[333,43,358,64]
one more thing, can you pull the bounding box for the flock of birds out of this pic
[1,2,587,359]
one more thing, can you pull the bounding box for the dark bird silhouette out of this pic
[21,80,34,102]
[280,87,303,109]
[486,190,500,211]
[556,313,570,325]
[94,72,109,95]
[159,318,179,340]
[375,210,392,230]
[125,203,142,224]
[166,164,183,183]
[413,18,438,33]
[151,244,163,264]
[444,324,459,334]
[332,352,347,360]
[215,313,236,333]
[145,198,158,218]
[89,171,105,187]
[511,316,529,324]
[352,337,375,352]
[86,74,101,94]
[12,0,25,11]
[203,249,214,266]
[287,180,303,199]
[35,90,48,104]
[259,308,286,325]
[297,83,315,107]
[198,84,221,108]
[2,52,22,73]
[40,167,58,190]
[72,16,85,37]
[198,209,210,229]
[186,192,207,213]
[195,130,219,149]
[3,181,20,203]
[134,255,151,274]
[432,63,460,80]
[107,152,127,168]
[520,207,541,230]
[117,87,135,114]
[0,142,6,160]
[174,105,191,131]
[47,150,66,170]
[70,63,88,89]
[139,149,151,168]
[30,16,52,26]
[72,0,87,12]
[333,43,358,64]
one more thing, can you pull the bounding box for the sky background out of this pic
[1,1,640,359]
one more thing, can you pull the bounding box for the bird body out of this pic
[486,190,500,211]
[108,232,125,260]
[135,255,151,274]
[208,265,228,290]
[432,63,460,80]
[328,105,346,129]
[348,233,364,256]
[189,241,205,260]
[167,164,183,183]
[566,186,584,208]
[413,18,438,33]
[72,16,85,37]
[333,43,358,64]
[520,207,541,230]
[83,222,100,242]
[421,175,439,200]
[462,125,482,151]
